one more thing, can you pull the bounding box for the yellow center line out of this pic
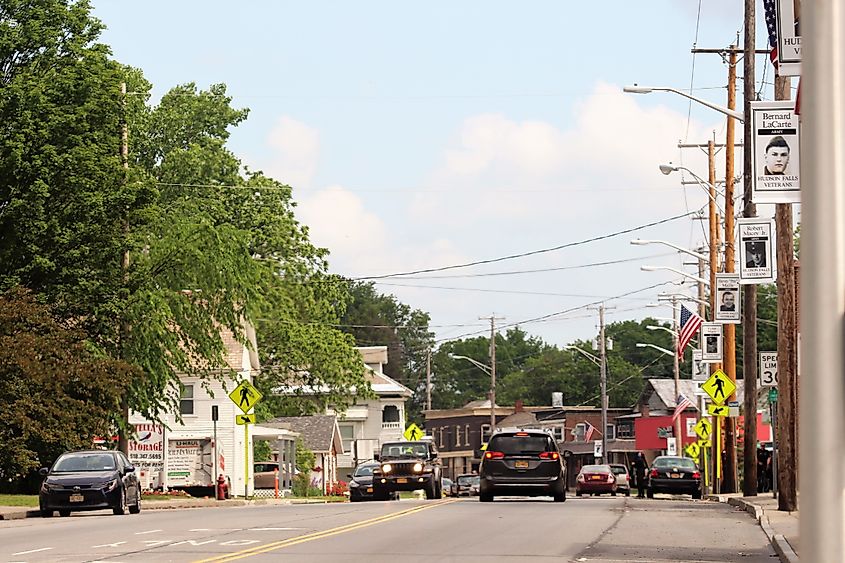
[193,498,459,563]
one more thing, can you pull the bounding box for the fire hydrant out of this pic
[216,474,229,500]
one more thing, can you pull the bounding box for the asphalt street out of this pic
[0,496,776,563]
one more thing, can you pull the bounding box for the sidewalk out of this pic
[0,496,341,521]
[707,493,799,563]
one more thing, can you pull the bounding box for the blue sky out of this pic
[91,1,778,347]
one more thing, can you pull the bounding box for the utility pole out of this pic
[801,2,845,559]
[425,348,431,411]
[480,315,504,432]
[599,304,608,463]
[722,45,739,494]
[774,74,798,512]
[741,0,759,498]
[671,297,682,457]
[118,81,131,456]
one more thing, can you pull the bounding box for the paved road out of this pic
[0,496,775,562]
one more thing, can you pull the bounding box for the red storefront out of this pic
[635,412,773,451]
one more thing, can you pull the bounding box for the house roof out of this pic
[496,411,539,428]
[220,322,260,372]
[358,346,388,365]
[264,415,343,454]
[643,378,745,410]
[366,368,412,397]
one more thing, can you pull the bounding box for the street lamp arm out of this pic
[641,265,710,286]
[646,325,678,337]
[636,342,675,357]
[631,238,708,262]
[623,85,744,121]
[564,346,602,367]
[449,354,493,375]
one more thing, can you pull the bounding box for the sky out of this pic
[90,1,782,349]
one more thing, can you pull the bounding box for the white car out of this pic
[610,464,632,496]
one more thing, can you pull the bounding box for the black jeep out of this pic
[372,440,442,500]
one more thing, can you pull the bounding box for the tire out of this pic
[479,493,494,502]
[424,478,437,500]
[646,487,654,499]
[692,490,702,500]
[129,487,141,514]
[59,509,71,517]
[40,509,53,518]
[576,490,582,497]
[611,491,617,496]
[113,488,127,515]
[625,489,631,497]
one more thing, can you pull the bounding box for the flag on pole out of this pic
[584,422,596,442]
[672,393,695,422]
[763,0,779,70]
[678,304,704,361]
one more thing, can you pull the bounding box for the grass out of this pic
[0,494,39,507]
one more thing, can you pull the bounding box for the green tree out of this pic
[0,288,140,484]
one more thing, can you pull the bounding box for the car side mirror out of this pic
[373,454,380,461]
[125,464,135,473]
[346,474,352,479]
[39,467,49,476]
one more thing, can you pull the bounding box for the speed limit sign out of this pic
[759,352,778,387]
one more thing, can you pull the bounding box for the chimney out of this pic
[641,403,650,418]
[515,399,524,413]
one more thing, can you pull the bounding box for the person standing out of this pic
[632,452,648,498]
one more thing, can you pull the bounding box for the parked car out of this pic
[647,456,702,499]
[452,473,480,497]
[254,461,280,489]
[478,429,568,502]
[609,464,632,496]
[348,460,394,502]
[441,477,454,497]
[39,450,142,517]
[575,464,617,497]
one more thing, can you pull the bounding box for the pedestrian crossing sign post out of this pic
[699,369,736,406]
[229,380,263,414]
[404,423,423,441]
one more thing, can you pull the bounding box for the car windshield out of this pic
[653,457,696,470]
[610,465,628,475]
[354,464,377,477]
[53,453,116,472]
[381,443,428,459]
[488,435,552,455]
[580,465,611,473]
[457,475,479,486]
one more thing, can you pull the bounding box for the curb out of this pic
[707,495,799,563]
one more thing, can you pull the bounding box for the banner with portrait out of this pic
[714,273,741,324]
[776,0,801,77]
[751,101,800,203]
[738,218,777,284]
[700,323,723,364]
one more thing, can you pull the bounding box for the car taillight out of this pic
[577,474,585,481]
[539,452,559,460]
[650,469,658,478]
[692,471,701,479]
[607,474,615,483]
[484,451,505,460]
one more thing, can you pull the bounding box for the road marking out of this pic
[194,499,458,563]
[12,547,53,556]
[93,541,127,548]
[250,527,301,531]
[134,529,162,535]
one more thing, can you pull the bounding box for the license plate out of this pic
[366,487,373,493]
[670,473,681,479]
[514,460,529,469]
[397,478,408,484]
[69,494,84,502]
[590,475,602,480]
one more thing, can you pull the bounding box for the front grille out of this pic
[389,462,421,476]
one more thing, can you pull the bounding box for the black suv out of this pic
[478,429,568,502]
[372,440,442,500]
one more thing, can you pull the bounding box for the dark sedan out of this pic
[647,456,702,499]
[39,450,142,517]
[348,460,397,501]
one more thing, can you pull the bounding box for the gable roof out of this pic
[497,411,540,428]
[366,368,413,397]
[264,415,343,454]
[642,378,745,411]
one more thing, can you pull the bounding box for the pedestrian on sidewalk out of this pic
[632,452,648,498]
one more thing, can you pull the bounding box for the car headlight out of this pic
[103,478,119,491]
[382,464,392,473]
[41,482,55,493]
[349,480,360,488]
[413,463,423,473]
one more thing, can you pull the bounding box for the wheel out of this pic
[40,509,53,518]
[129,487,141,514]
[576,490,582,497]
[479,493,494,502]
[113,488,127,515]
[625,488,631,497]
[646,487,654,499]
[424,478,438,500]
[553,491,566,502]
[58,509,71,517]
[350,495,360,502]
[611,490,617,496]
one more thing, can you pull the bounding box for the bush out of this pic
[292,472,322,497]
[328,480,348,496]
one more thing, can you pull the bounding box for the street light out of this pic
[657,292,710,308]
[646,325,677,337]
[631,239,708,262]
[623,85,744,121]
[566,345,607,462]
[636,342,674,357]
[659,164,735,211]
[641,265,709,286]
[449,354,496,433]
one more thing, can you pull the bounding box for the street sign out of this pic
[666,437,677,456]
[729,406,740,417]
[700,369,736,405]
[593,440,603,458]
[760,352,778,387]
[701,323,724,363]
[694,419,712,440]
[685,442,700,459]
[235,413,256,425]
[404,423,423,441]
[769,388,779,403]
[697,438,712,448]
[707,404,729,417]
[228,380,263,414]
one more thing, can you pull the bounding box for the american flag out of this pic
[677,304,704,361]
[584,422,596,442]
[672,393,695,421]
[763,0,779,69]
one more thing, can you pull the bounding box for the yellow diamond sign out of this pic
[694,419,712,440]
[685,442,700,459]
[404,422,424,441]
[700,369,736,406]
[228,380,263,414]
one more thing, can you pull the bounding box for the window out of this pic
[481,424,492,444]
[552,427,564,441]
[617,421,634,439]
[339,424,354,454]
[438,427,444,448]
[382,405,400,423]
[573,423,586,442]
[465,424,471,447]
[455,425,462,447]
[605,424,616,441]
[180,385,194,415]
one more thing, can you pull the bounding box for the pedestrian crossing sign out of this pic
[404,422,423,441]
[228,380,263,414]
[694,419,712,440]
[700,369,735,406]
[684,442,700,459]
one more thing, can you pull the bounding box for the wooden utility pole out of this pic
[118,81,131,456]
[425,348,432,411]
[722,45,739,493]
[599,304,609,463]
[742,0,759,497]
[774,75,798,512]
[480,315,504,431]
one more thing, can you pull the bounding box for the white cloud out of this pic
[263,116,320,188]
